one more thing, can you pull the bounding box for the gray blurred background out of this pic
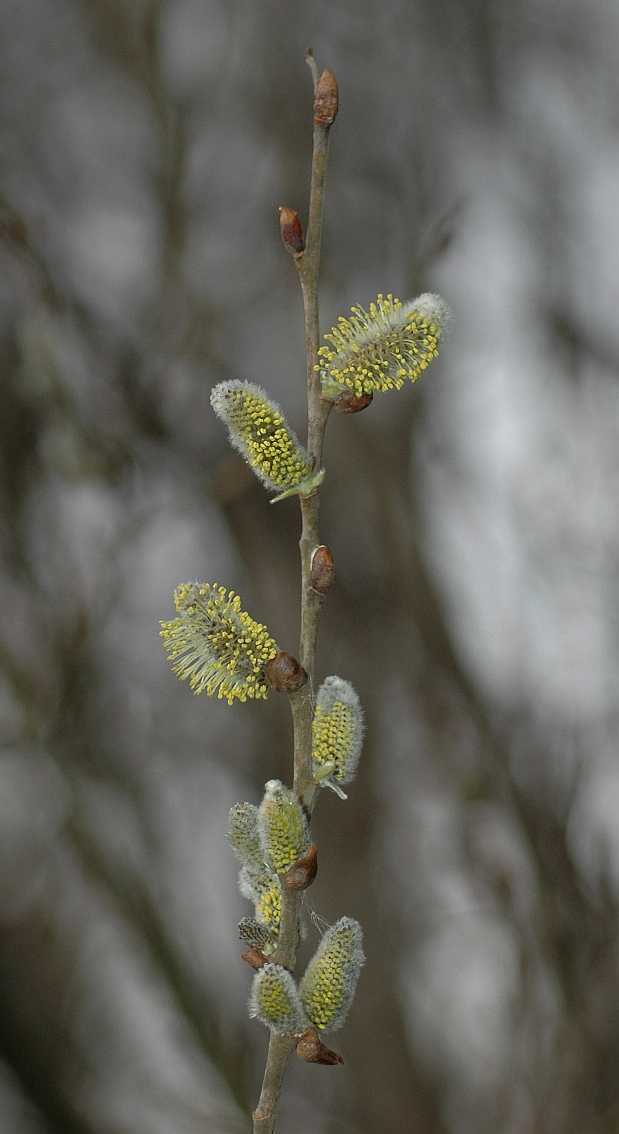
[1,1,618,1132]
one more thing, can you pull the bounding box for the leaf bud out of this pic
[314,69,339,126]
[278,206,305,255]
[265,651,307,692]
[310,545,335,594]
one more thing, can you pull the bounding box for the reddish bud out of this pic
[284,844,318,891]
[241,947,270,971]
[296,1027,344,1066]
[265,651,307,692]
[314,69,339,126]
[310,545,335,594]
[279,206,305,255]
[334,391,374,415]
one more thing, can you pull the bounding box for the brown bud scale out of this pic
[310,545,335,594]
[334,391,374,415]
[279,206,305,255]
[296,1027,344,1065]
[314,69,339,126]
[284,843,318,891]
[265,651,307,692]
[241,947,269,971]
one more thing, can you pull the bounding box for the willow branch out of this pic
[252,51,335,1134]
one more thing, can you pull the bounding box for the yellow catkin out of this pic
[313,703,354,777]
[210,380,313,493]
[160,581,278,705]
[299,917,364,1033]
[312,676,363,787]
[250,964,308,1034]
[258,780,309,873]
[254,875,282,935]
[317,292,448,397]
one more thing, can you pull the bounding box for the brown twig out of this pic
[252,52,336,1134]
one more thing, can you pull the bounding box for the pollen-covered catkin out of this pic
[159,581,278,705]
[312,676,363,789]
[317,292,449,397]
[210,380,313,495]
[299,917,365,1032]
[258,779,310,873]
[249,964,309,1035]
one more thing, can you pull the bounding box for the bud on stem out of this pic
[333,391,374,415]
[284,843,318,891]
[279,206,305,255]
[310,545,335,594]
[314,69,339,127]
[265,651,307,692]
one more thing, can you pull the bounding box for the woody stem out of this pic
[252,51,334,1134]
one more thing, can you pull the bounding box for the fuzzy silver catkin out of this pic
[239,865,282,936]
[228,802,264,871]
[210,380,313,494]
[249,963,309,1035]
[312,676,364,791]
[258,779,309,873]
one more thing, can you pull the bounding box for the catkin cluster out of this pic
[160,264,449,1068]
[231,779,310,942]
[249,917,364,1036]
[249,964,308,1035]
